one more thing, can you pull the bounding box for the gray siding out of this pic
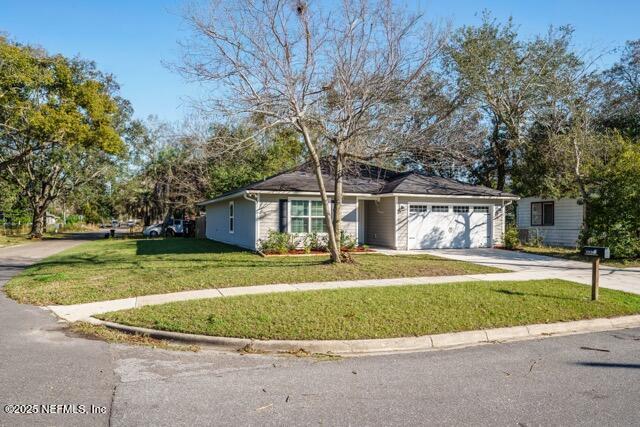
[517,197,584,247]
[395,196,509,249]
[205,195,256,250]
[256,194,358,245]
[358,199,366,245]
[256,194,280,242]
[363,198,396,248]
[340,196,358,238]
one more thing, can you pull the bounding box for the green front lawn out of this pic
[5,238,503,305]
[97,279,640,340]
[0,235,27,248]
[518,246,640,268]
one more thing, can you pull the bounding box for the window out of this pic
[531,201,554,226]
[453,206,469,214]
[432,205,449,213]
[228,202,234,233]
[409,205,428,213]
[474,206,490,214]
[290,200,327,233]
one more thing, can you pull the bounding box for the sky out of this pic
[1,0,639,123]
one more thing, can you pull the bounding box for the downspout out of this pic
[243,191,259,251]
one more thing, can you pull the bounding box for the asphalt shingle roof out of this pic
[200,160,517,204]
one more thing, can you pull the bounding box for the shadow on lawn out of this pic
[494,288,581,301]
[135,239,243,255]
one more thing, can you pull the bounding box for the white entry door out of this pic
[408,204,491,249]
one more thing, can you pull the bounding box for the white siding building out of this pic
[516,197,585,247]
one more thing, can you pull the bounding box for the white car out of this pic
[143,223,163,237]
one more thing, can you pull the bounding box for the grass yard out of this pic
[97,279,640,340]
[518,246,640,268]
[0,235,27,248]
[5,238,503,305]
[0,233,67,248]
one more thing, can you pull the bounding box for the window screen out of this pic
[531,202,554,226]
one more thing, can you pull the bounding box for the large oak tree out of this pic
[0,37,126,237]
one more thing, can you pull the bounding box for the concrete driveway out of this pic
[422,248,640,294]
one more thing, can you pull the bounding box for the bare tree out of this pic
[180,0,449,262]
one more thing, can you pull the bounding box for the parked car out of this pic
[165,218,185,236]
[143,223,163,237]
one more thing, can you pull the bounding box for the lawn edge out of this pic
[91,314,640,356]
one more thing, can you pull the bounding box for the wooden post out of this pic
[591,257,600,301]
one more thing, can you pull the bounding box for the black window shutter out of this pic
[278,199,288,232]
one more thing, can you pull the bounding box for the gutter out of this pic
[198,190,520,206]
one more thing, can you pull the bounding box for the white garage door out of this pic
[408,205,491,249]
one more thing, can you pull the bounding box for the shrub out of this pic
[503,226,520,249]
[581,221,640,260]
[340,231,357,250]
[526,229,544,247]
[65,214,83,226]
[259,231,295,254]
[305,232,327,252]
[580,139,640,259]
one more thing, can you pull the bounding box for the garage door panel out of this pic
[408,205,491,249]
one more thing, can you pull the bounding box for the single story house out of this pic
[198,162,519,251]
[516,197,584,247]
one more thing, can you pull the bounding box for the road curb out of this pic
[93,314,640,356]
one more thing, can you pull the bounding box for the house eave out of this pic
[198,189,520,207]
[382,192,520,200]
[197,190,246,206]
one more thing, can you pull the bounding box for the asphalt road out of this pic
[1,235,640,426]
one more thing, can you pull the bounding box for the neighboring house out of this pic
[198,161,519,251]
[45,213,59,226]
[516,197,585,247]
[45,213,61,232]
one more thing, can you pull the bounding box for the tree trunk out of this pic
[297,121,341,263]
[572,135,590,240]
[490,120,508,192]
[29,205,47,238]
[495,151,506,191]
[333,149,344,254]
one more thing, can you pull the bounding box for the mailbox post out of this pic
[582,246,610,301]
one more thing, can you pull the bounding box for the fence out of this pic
[195,216,206,239]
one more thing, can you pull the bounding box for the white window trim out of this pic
[228,201,234,234]
[288,197,329,235]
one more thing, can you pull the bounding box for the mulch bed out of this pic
[261,247,374,257]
